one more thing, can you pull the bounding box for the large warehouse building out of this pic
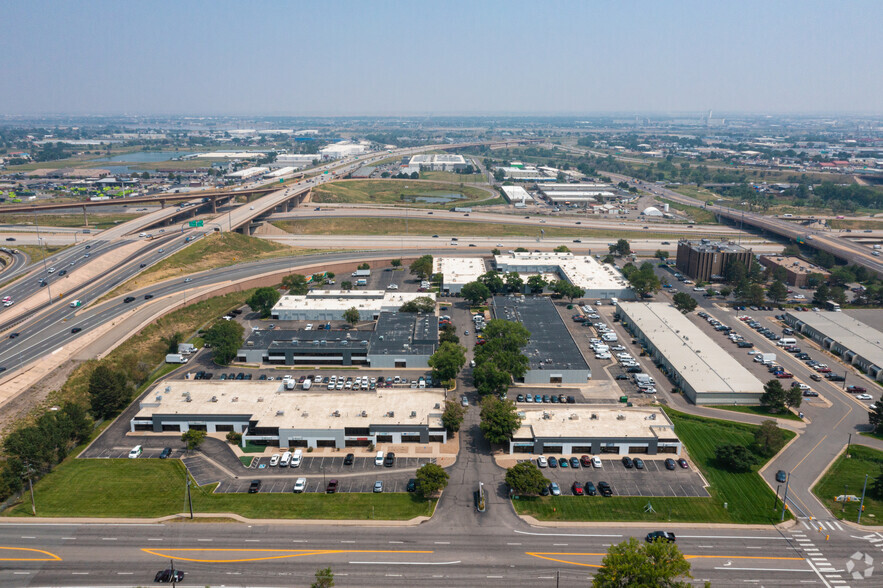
[537,183,617,203]
[784,312,883,381]
[433,257,486,294]
[492,296,590,384]
[407,154,469,172]
[494,251,633,299]
[508,406,682,456]
[500,185,531,205]
[676,239,753,282]
[238,311,438,368]
[131,383,448,449]
[271,290,436,321]
[616,302,764,405]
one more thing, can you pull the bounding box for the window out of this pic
[215,424,234,432]
[161,424,181,432]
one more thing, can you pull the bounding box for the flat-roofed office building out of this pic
[676,239,753,282]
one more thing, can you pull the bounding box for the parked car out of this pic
[384,452,395,467]
[633,458,645,470]
[847,385,867,393]
[248,480,262,493]
[569,457,580,468]
[293,478,306,493]
[549,482,561,496]
[159,447,172,459]
[776,470,787,483]
[580,455,592,467]
[548,456,558,468]
[326,479,339,493]
[677,458,689,469]
[664,458,676,470]
[344,453,354,466]
[598,481,613,496]
[585,481,597,496]
[407,479,417,493]
[622,456,634,469]
[572,482,584,496]
[373,481,383,493]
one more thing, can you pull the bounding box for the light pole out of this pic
[321,465,326,490]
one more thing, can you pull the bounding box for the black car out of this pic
[548,456,558,468]
[569,457,580,468]
[195,371,205,380]
[540,485,550,496]
[203,372,213,380]
[775,470,787,483]
[154,569,184,583]
[827,374,845,382]
[71,327,82,334]
[5,237,15,241]
[516,394,525,402]
[248,479,262,493]
[144,294,154,300]
[123,296,135,303]
[344,453,354,466]
[633,458,645,470]
[258,374,267,380]
[159,447,172,459]
[58,270,67,276]
[140,263,147,268]
[8,333,19,339]
[598,481,613,497]
[646,531,676,543]
[585,481,597,496]
[615,374,629,380]
[406,478,417,492]
[664,458,676,470]
[626,366,642,373]
[566,396,575,404]
[384,452,395,467]
[622,456,634,469]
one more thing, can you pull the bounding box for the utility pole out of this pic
[780,472,790,522]
[847,433,852,458]
[858,474,869,524]
[186,478,193,519]
[25,461,36,516]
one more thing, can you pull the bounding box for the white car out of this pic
[693,287,705,292]
[387,284,399,290]
[3,300,13,307]
[293,478,307,493]
[536,456,548,468]
[269,454,280,467]
[128,445,142,459]
[856,394,873,401]
[48,267,56,273]
[591,456,602,468]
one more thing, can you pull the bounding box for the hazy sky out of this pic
[1,0,881,116]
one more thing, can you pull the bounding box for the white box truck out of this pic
[754,352,776,364]
[355,279,367,287]
[165,353,188,364]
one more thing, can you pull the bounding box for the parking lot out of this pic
[217,473,418,494]
[86,446,182,460]
[522,457,709,498]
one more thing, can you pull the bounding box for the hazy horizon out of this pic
[2,0,881,117]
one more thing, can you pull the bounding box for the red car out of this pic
[816,367,832,373]
[572,482,584,496]
[580,455,592,467]
[847,385,867,393]
[776,372,793,379]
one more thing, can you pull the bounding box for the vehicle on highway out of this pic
[646,531,676,543]
[8,332,19,339]
[248,479,262,493]
[293,478,306,493]
[124,296,135,303]
[154,568,185,583]
[70,327,82,333]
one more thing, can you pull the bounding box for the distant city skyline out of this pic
[1,0,881,116]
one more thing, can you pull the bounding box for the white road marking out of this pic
[71,572,89,575]
[101,537,117,541]
[20,536,35,539]
[388,541,404,544]
[197,538,212,542]
[147,538,163,541]
[506,543,522,546]
[714,567,815,572]
[514,530,622,538]
[553,543,569,546]
[434,541,450,545]
[805,559,835,588]
[244,539,260,542]
[697,545,714,548]
[487,576,503,578]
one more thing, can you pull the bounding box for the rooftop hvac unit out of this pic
[647,414,656,420]
[591,413,598,420]
[617,414,625,420]
[232,397,238,402]
[410,411,417,418]
[210,396,218,403]
[257,397,264,402]
[569,413,579,420]
[165,386,171,393]
[434,403,441,409]
[301,411,308,417]
[543,412,550,419]
[276,410,285,416]
[361,411,368,417]
[332,410,340,417]
[388,411,395,418]
[185,397,192,402]
[155,396,162,402]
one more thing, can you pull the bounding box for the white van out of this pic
[291,449,303,468]
[280,451,292,467]
[602,333,618,342]
[777,338,797,347]
[128,445,142,459]
[375,450,385,466]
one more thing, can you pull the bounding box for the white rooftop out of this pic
[494,252,630,292]
[409,154,467,165]
[618,303,764,395]
[135,381,445,429]
[538,183,612,192]
[514,406,676,440]
[788,312,883,366]
[433,257,486,286]
[501,185,530,203]
[273,291,435,313]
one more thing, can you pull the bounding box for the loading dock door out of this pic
[550,374,563,384]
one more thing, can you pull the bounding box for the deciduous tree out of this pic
[505,461,549,495]
[247,287,281,318]
[415,463,449,497]
[592,537,693,588]
[479,396,521,444]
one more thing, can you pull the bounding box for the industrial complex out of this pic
[433,257,487,294]
[616,302,764,404]
[131,382,448,449]
[508,406,682,456]
[491,296,590,384]
[759,255,829,287]
[784,311,883,381]
[494,251,633,299]
[270,290,436,321]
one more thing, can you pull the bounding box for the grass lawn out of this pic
[2,459,435,520]
[12,244,72,263]
[514,408,792,524]
[713,405,803,422]
[814,445,883,524]
[830,219,883,230]
[0,213,142,229]
[419,171,486,184]
[108,232,331,296]
[311,179,493,207]
[273,217,703,241]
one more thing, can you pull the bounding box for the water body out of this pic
[413,192,466,204]
[92,151,197,163]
